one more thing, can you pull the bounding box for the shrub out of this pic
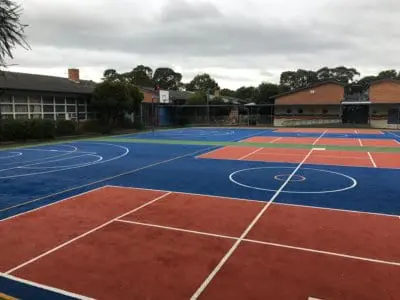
[56,120,76,136]
[0,119,56,141]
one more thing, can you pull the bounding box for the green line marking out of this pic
[96,137,400,153]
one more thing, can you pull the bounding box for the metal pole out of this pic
[206,91,210,125]
[151,95,155,133]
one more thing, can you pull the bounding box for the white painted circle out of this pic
[274,174,306,182]
[229,167,357,194]
[0,152,23,160]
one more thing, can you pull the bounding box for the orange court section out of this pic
[242,136,399,147]
[275,128,383,134]
[200,242,400,300]
[198,146,400,169]
[0,186,166,272]
[1,186,399,299]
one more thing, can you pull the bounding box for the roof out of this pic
[0,71,96,94]
[270,80,344,99]
[369,79,400,86]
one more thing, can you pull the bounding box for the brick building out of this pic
[272,81,345,127]
[272,79,400,128]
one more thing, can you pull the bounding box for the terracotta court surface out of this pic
[199,145,400,168]
[275,128,384,134]
[242,136,400,147]
[1,186,399,299]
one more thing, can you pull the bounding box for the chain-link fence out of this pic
[141,103,274,128]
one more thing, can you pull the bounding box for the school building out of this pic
[0,69,95,121]
[272,79,400,129]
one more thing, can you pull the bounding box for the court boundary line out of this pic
[113,217,400,267]
[367,152,377,168]
[312,129,327,145]
[0,273,94,300]
[107,185,399,218]
[190,147,316,299]
[238,148,264,160]
[197,148,400,170]
[0,145,216,217]
[4,192,172,274]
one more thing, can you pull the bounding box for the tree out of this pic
[256,82,280,104]
[102,69,119,81]
[131,65,153,86]
[186,73,219,93]
[377,70,398,80]
[90,81,143,124]
[187,91,207,105]
[234,86,257,101]
[153,67,182,90]
[0,0,29,69]
[220,88,235,97]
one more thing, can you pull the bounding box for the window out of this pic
[29,96,41,104]
[56,106,65,113]
[14,96,27,103]
[43,105,54,113]
[15,105,28,113]
[322,108,328,114]
[43,96,54,104]
[30,114,41,119]
[0,95,12,103]
[67,106,76,113]
[30,105,42,113]
[286,108,292,114]
[66,97,76,105]
[43,114,55,120]
[297,108,303,114]
[15,114,28,119]
[55,96,65,105]
[0,104,13,113]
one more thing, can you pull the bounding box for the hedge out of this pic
[0,119,77,142]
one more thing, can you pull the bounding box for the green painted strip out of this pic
[97,137,400,153]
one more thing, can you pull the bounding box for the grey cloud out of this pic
[9,0,400,89]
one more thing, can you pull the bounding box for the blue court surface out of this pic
[0,127,399,299]
[116,127,400,141]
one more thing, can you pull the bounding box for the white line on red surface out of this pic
[190,148,315,299]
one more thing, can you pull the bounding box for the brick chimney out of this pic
[68,68,80,82]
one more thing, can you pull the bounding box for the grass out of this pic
[98,137,400,153]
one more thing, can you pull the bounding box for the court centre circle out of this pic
[229,167,357,194]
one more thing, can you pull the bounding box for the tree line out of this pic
[101,65,400,105]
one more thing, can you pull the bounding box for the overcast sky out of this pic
[7,0,400,89]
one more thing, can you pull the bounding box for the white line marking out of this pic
[387,132,400,143]
[355,129,359,134]
[367,152,377,168]
[238,148,264,160]
[312,130,328,145]
[244,239,400,267]
[269,137,282,143]
[308,297,324,300]
[0,146,214,215]
[107,185,399,218]
[116,216,400,267]
[0,186,107,222]
[0,273,94,299]
[23,148,96,155]
[190,148,315,299]
[116,219,238,240]
[5,192,172,274]
[358,139,363,146]
[312,147,326,151]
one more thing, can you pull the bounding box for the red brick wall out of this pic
[275,83,344,105]
[369,81,400,103]
[142,91,157,103]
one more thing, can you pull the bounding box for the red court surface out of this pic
[0,186,399,299]
[242,136,400,147]
[199,146,400,168]
[275,128,383,134]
